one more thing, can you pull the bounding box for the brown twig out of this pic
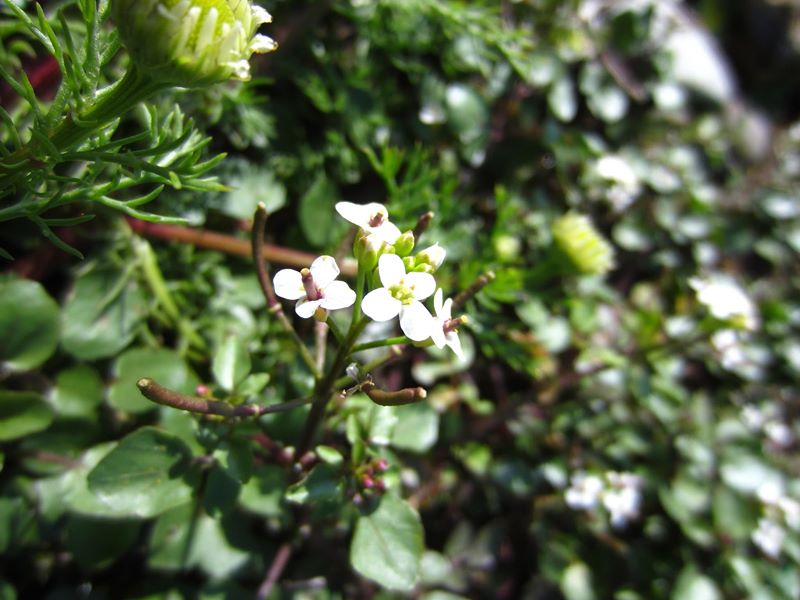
[252,203,320,377]
[136,378,311,417]
[126,217,357,277]
[452,270,495,312]
[412,211,435,240]
[256,542,293,600]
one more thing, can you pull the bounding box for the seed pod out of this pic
[111,0,277,86]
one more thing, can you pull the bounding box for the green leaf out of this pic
[212,334,251,392]
[350,493,424,591]
[61,266,147,360]
[239,465,288,518]
[672,566,721,600]
[0,391,54,442]
[50,366,104,418]
[187,513,250,580]
[87,427,197,518]
[64,514,140,569]
[222,162,286,219]
[0,275,60,371]
[299,175,346,248]
[285,464,343,506]
[390,402,440,453]
[109,348,199,413]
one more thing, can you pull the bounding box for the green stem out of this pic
[326,317,346,344]
[352,336,408,353]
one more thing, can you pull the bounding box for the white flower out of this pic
[430,289,465,360]
[593,154,642,211]
[273,256,355,318]
[602,472,642,528]
[779,496,800,531]
[752,517,785,559]
[565,472,604,511]
[335,201,401,244]
[361,254,436,342]
[689,274,759,330]
[764,420,794,448]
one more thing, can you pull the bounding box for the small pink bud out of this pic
[195,384,210,396]
[362,476,375,489]
[376,458,389,472]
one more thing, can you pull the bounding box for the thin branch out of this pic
[315,320,328,373]
[452,270,495,313]
[126,216,357,276]
[352,335,407,353]
[251,203,320,378]
[137,378,311,417]
[361,380,427,406]
[257,542,293,600]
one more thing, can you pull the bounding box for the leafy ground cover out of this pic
[1,0,800,598]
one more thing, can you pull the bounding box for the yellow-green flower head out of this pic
[111,0,277,86]
[552,212,615,275]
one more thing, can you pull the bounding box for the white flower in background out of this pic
[430,289,465,360]
[764,420,794,448]
[711,329,769,381]
[593,154,642,211]
[689,274,759,330]
[361,254,436,341]
[752,517,786,559]
[335,201,401,244]
[273,256,355,318]
[779,496,800,531]
[602,472,643,528]
[565,472,604,510]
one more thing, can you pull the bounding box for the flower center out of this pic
[368,212,385,227]
[389,282,415,305]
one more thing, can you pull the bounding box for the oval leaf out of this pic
[0,275,60,371]
[0,391,54,442]
[350,493,424,591]
[87,427,196,518]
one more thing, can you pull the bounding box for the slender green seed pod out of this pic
[552,212,616,275]
[111,0,277,86]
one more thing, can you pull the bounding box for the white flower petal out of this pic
[251,5,272,25]
[372,221,401,244]
[446,331,465,361]
[273,269,305,300]
[434,288,444,316]
[430,322,446,348]
[310,255,340,289]
[250,34,277,53]
[362,288,401,321]
[399,300,435,342]
[441,297,453,321]
[335,201,387,229]
[320,280,356,310]
[378,254,406,287]
[295,298,323,319]
[405,271,436,300]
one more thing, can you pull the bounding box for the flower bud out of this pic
[414,243,446,272]
[552,212,615,276]
[393,231,415,257]
[111,0,277,86]
[354,230,388,271]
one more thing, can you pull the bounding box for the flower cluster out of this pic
[565,470,644,528]
[111,0,277,86]
[272,202,466,359]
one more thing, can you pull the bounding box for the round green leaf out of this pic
[87,427,197,518]
[109,348,199,413]
[0,275,59,371]
[350,493,424,592]
[61,266,147,360]
[0,391,54,442]
[50,366,104,418]
[390,402,440,453]
[64,514,140,569]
